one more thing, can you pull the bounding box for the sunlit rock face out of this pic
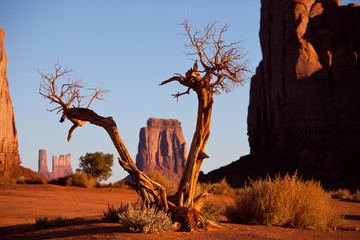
[136,118,187,183]
[0,28,21,177]
[247,0,360,188]
[38,149,73,179]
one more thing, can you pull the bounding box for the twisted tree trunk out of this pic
[176,88,213,208]
[63,108,169,211]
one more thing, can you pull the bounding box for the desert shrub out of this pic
[118,203,174,233]
[104,180,130,189]
[331,189,351,199]
[0,177,16,184]
[200,197,222,222]
[208,178,235,195]
[352,189,360,201]
[34,215,67,230]
[224,173,341,230]
[330,189,360,201]
[102,203,121,223]
[147,171,178,196]
[66,172,97,188]
[25,178,47,184]
[16,176,26,184]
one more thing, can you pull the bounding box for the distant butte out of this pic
[135,118,187,183]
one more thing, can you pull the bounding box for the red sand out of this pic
[0,184,359,240]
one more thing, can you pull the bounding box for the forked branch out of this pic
[38,61,109,141]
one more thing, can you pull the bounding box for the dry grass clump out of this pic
[331,189,360,201]
[66,172,98,188]
[118,203,174,233]
[0,177,16,184]
[105,180,130,188]
[147,171,178,196]
[34,215,67,230]
[200,196,222,222]
[205,178,236,195]
[16,176,47,184]
[224,173,341,230]
[50,172,98,188]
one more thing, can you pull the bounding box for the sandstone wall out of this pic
[0,28,21,177]
[247,0,360,188]
[135,118,187,183]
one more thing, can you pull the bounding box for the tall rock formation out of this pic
[38,150,73,179]
[135,118,187,183]
[200,0,360,189]
[0,28,21,177]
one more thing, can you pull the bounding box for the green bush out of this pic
[118,203,174,233]
[34,215,67,229]
[147,171,178,196]
[224,173,341,230]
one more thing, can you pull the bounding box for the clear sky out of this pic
[1,0,355,183]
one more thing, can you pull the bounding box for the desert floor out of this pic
[0,184,359,240]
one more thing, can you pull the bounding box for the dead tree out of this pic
[39,20,248,231]
[38,61,170,212]
[161,19,249,228]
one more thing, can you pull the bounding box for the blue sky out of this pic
[1,0,355,182]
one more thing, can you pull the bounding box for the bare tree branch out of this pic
[38,61,109,141]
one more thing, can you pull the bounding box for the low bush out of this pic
[66,172,97,188]
[102,203,121,223]
[118,203,174,233]
[16,176,26,184]
[103,180,130,189]
[330,189,351,200]
[200,197,222,222]
[0,177,16,184]
[224,173,341,230]
[49,172,97,188]
[147,171,178,196]
[331,189,360,201]
[34,215,67,230]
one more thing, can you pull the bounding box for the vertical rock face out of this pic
[247,0,360,188]
[0,28,21,177]
[38,150,51,178]
[38,150,73,179]
[136,118,187,183]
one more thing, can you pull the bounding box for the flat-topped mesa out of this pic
[135,118,187,183]
[147,118,182,129]
[38,150,73,179]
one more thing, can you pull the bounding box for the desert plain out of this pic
[0,184,359,240]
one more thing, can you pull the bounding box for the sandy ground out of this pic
[0,184,359,240]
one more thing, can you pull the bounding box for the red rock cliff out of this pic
[247,0,360,188]
[135,118,187,183]
[0,28,21,177]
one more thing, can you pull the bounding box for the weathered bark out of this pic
[176,88,213,208]
[62,108,169,211]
